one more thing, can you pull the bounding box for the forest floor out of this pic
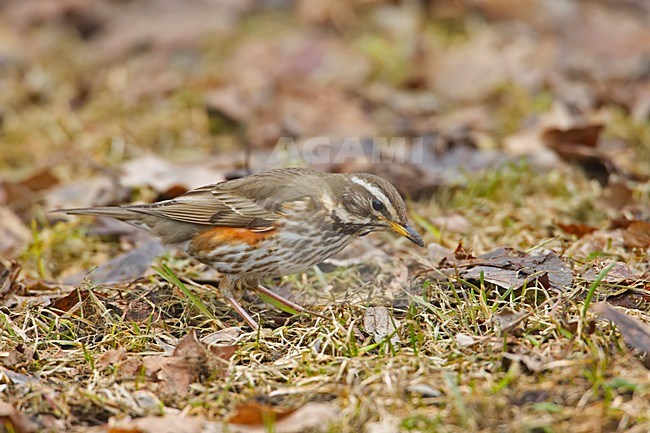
[1,1,649,432]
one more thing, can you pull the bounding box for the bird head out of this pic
[327,173,424,247]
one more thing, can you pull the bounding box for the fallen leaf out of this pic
[591,302,650,352]
[455,333,476,347]
[583,260,643,284]
[556,222,598,238]
[0,366,40,387]
[363,306,400,344]
[542,124,613,184]
[47,289,90,315]
[0,401,37,433]
[229,402,337,433]
[201,327,242,345]
[119,155,225,193]
[209,345,239,361]
[96,348,127,368]
[103,403,338,433]
[502,352,544,373]
[45,175,124,211]
[0,258,21,302]
[106,414,210,433]
[142,330,208,395]
[406,383,442,398]
[228,401,297,426]
[80,240,164,285]
[0,207,30,257]
[622,221,650,249]
[459,248,572,291]
[0,167,59,208]
[493,309,529,333]
[599,181,635,211]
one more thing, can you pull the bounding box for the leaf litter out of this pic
[0,0,649,432]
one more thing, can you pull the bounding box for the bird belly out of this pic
[187,224,353,278]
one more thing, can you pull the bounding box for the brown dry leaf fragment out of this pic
[583,260,642,284]
[0,366,40,387]
[591,302,650,352]
[459,248,572,291]
[172,330,207,359]
[96,348,127,368]
[47,289,90,315]
[622,221,650,249]
[502,353,544,373]
[119,155,225,193]
[81,240,164,285]
[228,401,297,426]
[201,327,242,345]
[541,124,613,184]
[154,184,189,202]
[142,330,209,396]
[600,181,635,211]
[0,401,38,433]
[453,241,474,261]
[0,258,21,302]
[364,306,400,344]
[556,222,598,238]
[0,208,30,257]
[494,309,529,333]
[230,402,338,433]
[45,175,123,211]
[209,345,239,361]
[0,167,60,207]
[106,414,211,433]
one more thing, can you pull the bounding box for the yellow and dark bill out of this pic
[389,221,424,247]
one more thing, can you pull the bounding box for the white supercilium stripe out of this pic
[350,176,397,216]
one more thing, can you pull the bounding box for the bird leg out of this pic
[222,293,259,331]
[216,276,260,331]
[252,285,327,319]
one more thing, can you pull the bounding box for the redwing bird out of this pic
[59,167,423,329]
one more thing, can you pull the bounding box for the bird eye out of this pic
[371,199,384,212]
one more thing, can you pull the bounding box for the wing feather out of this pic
[133,187,275,228]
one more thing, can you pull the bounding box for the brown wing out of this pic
[135,184,276,230]
[121,168,325,230]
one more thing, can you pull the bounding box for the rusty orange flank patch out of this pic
[192,226,276,252]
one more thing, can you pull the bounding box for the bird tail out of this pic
[54,206,140,220]
[53,206,154,231]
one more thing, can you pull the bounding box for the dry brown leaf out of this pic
[622,221,650,249]
[591,302,650,353]
[0,258,21,302]
[79,240,164,285]
[0,401,38,433]
[119,155,225,193]
[238,402,338,433]
[209,345,238,360]
[0,167,59,207]
[0,208,30,257]
[141,330,230,396]
[96,348,127,368]
[542,124,612,184]
[363,306,400,344]
[556,222,598,238]
[228,401,297,426]
[201,327,242,345]
[583,260,643,285]
[45,175,123,211]
[458,248,572,291]
[106,415,211,433]
[47,289,90,315]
